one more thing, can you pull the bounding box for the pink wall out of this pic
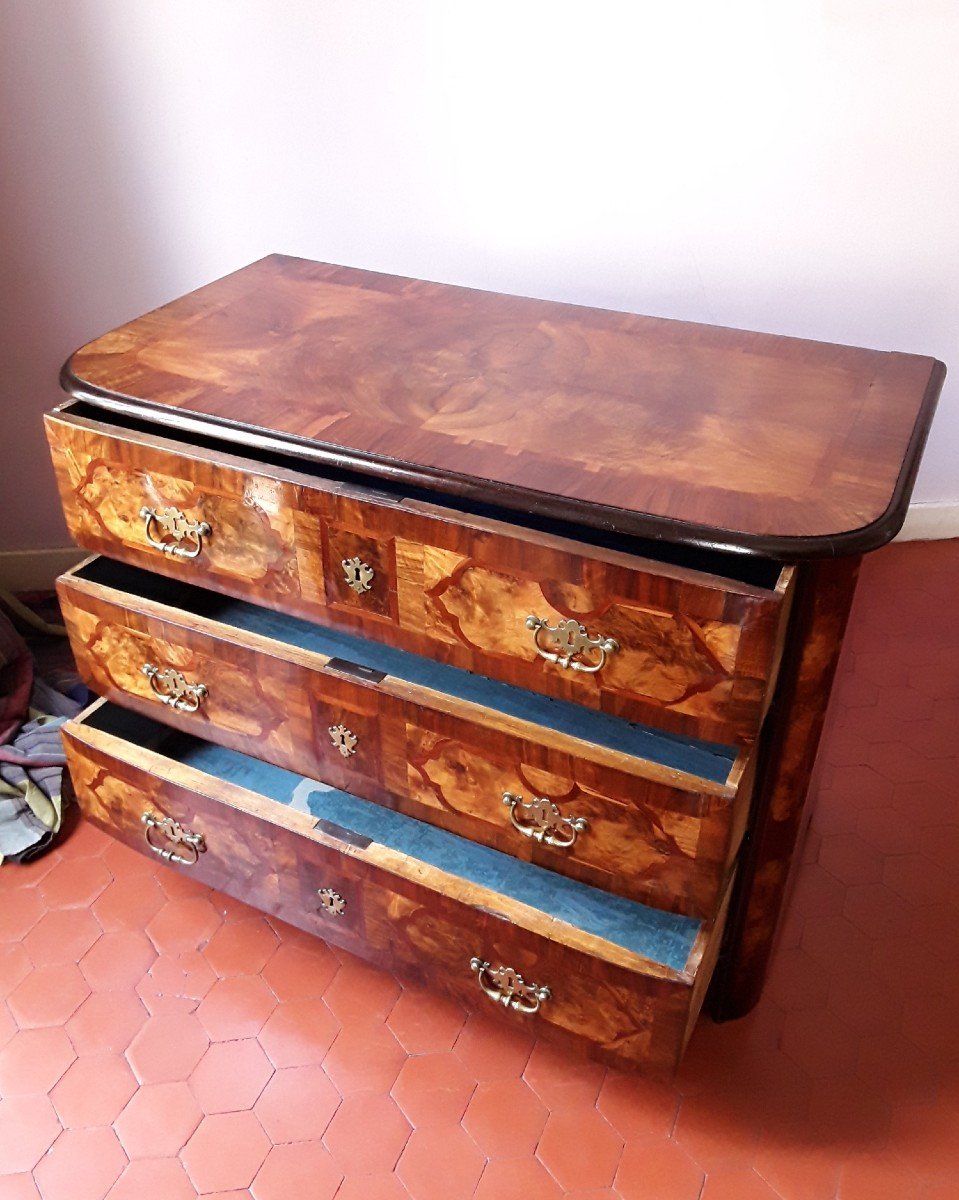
[2,0,956,553]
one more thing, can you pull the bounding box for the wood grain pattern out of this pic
[710,555,861,1019]
[46,407,793,744]
[62,700,730,1074]
[61,255,945,557]
[58,565,750,918]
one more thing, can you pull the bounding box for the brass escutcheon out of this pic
[328,724,358,758]
[142,664,208,713]
[502,791,588,849]
[470,958,551,1015]
[140,505,211,559]
[342,556,375,595]
[317,887,347,917]
[526,615,619,674]
[141,811,206,867]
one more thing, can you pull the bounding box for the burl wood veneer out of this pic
[49,255,946,1059]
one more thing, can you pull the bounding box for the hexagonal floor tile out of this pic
[7,963,90,1028]
[196,976,277,1041]
[253,1065,340,1142]
[125,1012,209,1083]
[33,1126,127,1200]
[258,998,340,1068]
[114,1080,202,1158]
[397,1123,484,1200]
[462,1077,547,1158]
[536,1105,623,1191]
[50,1054,138,1128]
[22,907,101,967]
[251,1142,342,1200]
[0,1026,76,1095]
[0,1093,62,1173]
[190,1038,274,1113]
[324,1092,411,1174]
[391,1052,475,1128]
[181,1110,271,1193]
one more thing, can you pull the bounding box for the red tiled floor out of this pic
[1,538,959,1199]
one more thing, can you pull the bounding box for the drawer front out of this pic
[60,568,746,918]
[62,708,721,1074]
[48,408,792,744]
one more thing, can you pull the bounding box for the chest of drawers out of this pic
[46,255,945,1072]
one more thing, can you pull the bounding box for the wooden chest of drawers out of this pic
[47,255,945,1072]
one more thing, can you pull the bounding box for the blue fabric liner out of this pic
[88,705,702,972]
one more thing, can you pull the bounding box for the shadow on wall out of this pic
[0,2,176,554]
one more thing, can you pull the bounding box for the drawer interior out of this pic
[73,557,739,786]
[82,702,704,974]
[65,400,788,592]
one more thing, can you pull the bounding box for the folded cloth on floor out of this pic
[0,594,85,863]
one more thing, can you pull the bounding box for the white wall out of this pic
[1,0,956,553]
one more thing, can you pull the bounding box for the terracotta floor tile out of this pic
[762,947,831,1012]
[523,1039,606,1110]
[386,987,467,1054]
[322,955,398,1021]
[79,930,157,992]
[453,1011,534,1081]
[114,1081,202,1158]
[0,1094,61,1174]
[396,1123,484,1200]
[462,1076,547,1157]
[155,868,213,902]
[474,1157,564,1200]
[700,1167,785,1200]
[146,896,222,956]
[0,888,45,942]
[597,1071,681,1140]
[136,951,216,1015]
[202,918,279,977]
[22,907,101,967]
[251,1142,342,1200]
[50,1053,138,1128]
[190,1037,274,1113]
[615,1137,705,1200]
[334,1175,411,1200]
[536,1105,624,1191]
[0,1002,14,1052]
[6,963,89,1029]
[92,873,167,933]
[0,944,31,1000]
[838,1150,924,1200]
[101,840,156,880]
[672,1088,763,1171]
[324,1092,411,1173]
[253,1065,340,1142]
[180,1110,271,1193]
[104,1157,197,1200]
[37,857,111,909]
[323,1023,406,1095]
[752,1126,842,1200]
[258,998,340,1067]
[66,990,148,1056]
[0,1175,41,1200]
[260,941,339,1003]
[391,1052,475,1127]
[125,1013,210,1083]
[0,1026,76,1095]
[827,967,903,1036]
[196,976,276,1041]
[780,1007,859,1079]
[62,818,111,858]
[33,1126,127,1200]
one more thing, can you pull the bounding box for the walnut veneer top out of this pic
[62,254,945,558]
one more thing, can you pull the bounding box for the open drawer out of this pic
[59,557,754,919]
[47,402,794,745]
[62,700,732,1074]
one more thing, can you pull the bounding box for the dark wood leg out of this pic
[709,554,862,1021]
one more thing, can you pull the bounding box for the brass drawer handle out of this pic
[342,556,375,595]
[502,791,588,849]
[142,664,208,713]
[141,811,206,866]
[317,888,347,916]
[470,958,551,1015]
[526,615,619,674]
[140,505,211,559]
